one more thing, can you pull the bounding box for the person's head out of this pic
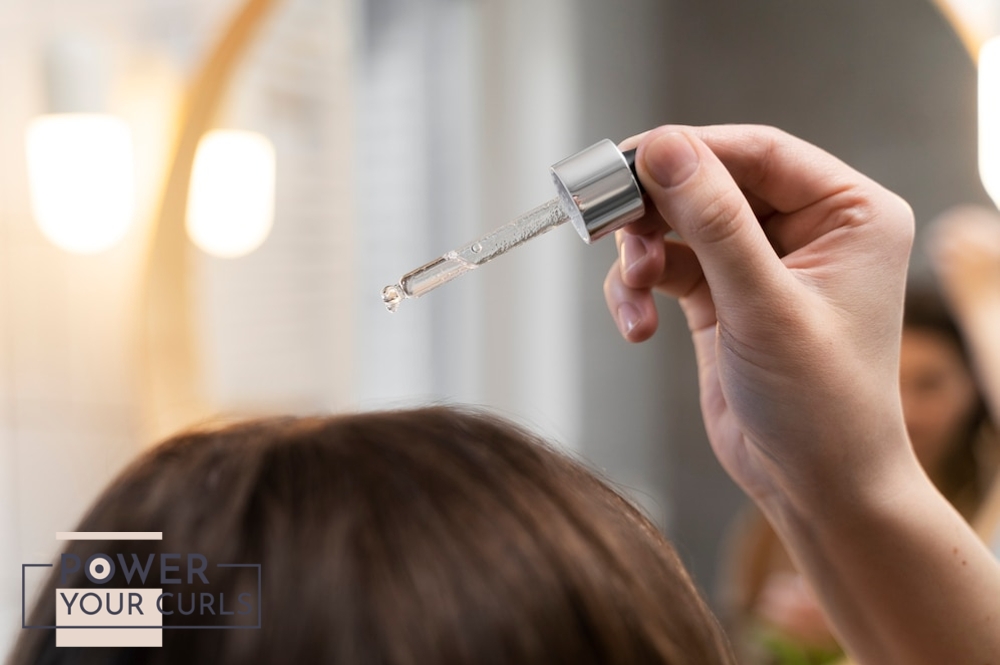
[13,407,733,665]
[901,284,993,509]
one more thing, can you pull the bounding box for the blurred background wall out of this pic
[0,0,993,657]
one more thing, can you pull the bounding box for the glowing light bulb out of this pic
[981,36,1000,209]
[25,114,136,254]
[186,130,276,258]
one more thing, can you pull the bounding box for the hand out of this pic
[926,205,1000,319]
[604,125,915,510]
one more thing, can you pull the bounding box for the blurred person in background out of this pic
[717,282,999,665]
[928,205,1000,553]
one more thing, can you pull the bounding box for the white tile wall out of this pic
[0,0,356,657]
[194,0,355,415]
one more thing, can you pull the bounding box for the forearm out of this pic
[958,302,1000,425]
[764,451,1000,665]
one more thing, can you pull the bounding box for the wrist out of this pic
[757,427,926,542]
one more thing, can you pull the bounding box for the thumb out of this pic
[636,130,789,313]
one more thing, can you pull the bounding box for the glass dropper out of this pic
[381,139,646,313]
[381,198,568,313]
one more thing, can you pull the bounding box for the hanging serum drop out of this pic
[381,139,647,312]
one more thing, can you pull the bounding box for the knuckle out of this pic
[887,193,915,246]
[829,199,871,229]
[828,187,915,266]
[853,190,915,254]
[687,189,747,246]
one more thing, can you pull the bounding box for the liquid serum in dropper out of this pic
[381,139,647,312]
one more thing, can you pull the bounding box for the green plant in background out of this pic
[754,626,844,665]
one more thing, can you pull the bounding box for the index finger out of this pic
[622,125,880,217]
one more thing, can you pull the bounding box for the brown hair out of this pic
[903,283,997,515]
[12,407,733,665]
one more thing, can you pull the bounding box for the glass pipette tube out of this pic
[381,197,568,312]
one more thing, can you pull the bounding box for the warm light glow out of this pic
[982,36,1000,209]
[186,130,276,258]
[931,0,1000,59]
[25,114,136,254]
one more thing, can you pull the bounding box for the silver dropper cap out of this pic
[550,139,646,244]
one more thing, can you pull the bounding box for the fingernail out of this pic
[620,235,647,276]
[644,132,699,189]
[616,303,641,337]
